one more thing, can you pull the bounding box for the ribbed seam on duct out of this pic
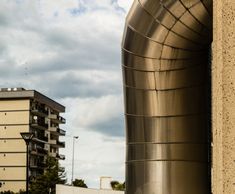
[121,0,212,194]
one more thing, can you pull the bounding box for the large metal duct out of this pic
[122,0,212,194]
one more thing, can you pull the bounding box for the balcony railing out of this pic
[30,161,46,169]
[48,114,66,124]
[49,152,57,157]
[58,129,66,136]
[30,146,48,155]
[57,140,65,148]
[49,139,65,148]
[37,148,48,155]
[33,135,48,143]
[29,163,38,168]
[56,153,65,160]
[31,120,48,130]
[49,127,66,136]
[49,139,57,145]
[31,107,48,117]
[49,153,65,160]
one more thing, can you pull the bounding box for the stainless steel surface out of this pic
[122,0,212,193]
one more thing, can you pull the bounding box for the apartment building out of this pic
[0,88,66,192]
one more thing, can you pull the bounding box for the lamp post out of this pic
[71,136,79,185]
[20,132,34,194]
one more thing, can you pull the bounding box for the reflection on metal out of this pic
[122,0,212,194]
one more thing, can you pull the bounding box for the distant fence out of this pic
[56,185,124,194]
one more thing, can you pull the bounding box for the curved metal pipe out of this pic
[122,0,212,194]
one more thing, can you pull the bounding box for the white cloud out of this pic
[60,95,124,136]
[68,95,122,126]
[60,131,125,187]
[59,96,125,187]
[118,0,133,11]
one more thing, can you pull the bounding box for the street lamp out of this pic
[20,132,34,194]
[71,136,79,185]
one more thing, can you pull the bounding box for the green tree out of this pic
[30,156,66,194]
[72,179,88,188]
[110,181,125,191]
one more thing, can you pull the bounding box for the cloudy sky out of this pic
[0,0,133,188]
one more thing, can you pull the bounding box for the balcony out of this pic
[30,146,48,156]
[31,120,48,130]
[30,149,37,155]
[57,141,65,148]
[37,147,48,155]
[49,139,65,148]
[30,163,38,169]
[33,135,48,143]
[49,153,65,160]
[48,114,66,124]
[49,152,57,157]
[31,107,48,117]
[30,161,46,169]
[49,127,66,136]
[57,153,65,160]
[38,162,46,168]
[49,139,56,145]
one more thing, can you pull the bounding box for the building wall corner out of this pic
[212,0,235,193]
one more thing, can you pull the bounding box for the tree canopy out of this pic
[72,179,88,188]
[30,156,66,194]
[110,181,125,191]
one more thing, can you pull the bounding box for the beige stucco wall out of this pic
[0,111,30,125]
[0,167,26,180]
[0,125,29,138]
[0,100,29,192]
[0,166,26,192]
[212,0,235,194]
[0,100,29,111]
[0,153,26,165]
[0,181,25,193]
[0,139,26,152]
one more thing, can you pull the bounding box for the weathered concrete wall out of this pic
[212,0,235,194]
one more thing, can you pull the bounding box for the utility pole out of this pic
[20,132,34,194]
[71,136,79,185]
